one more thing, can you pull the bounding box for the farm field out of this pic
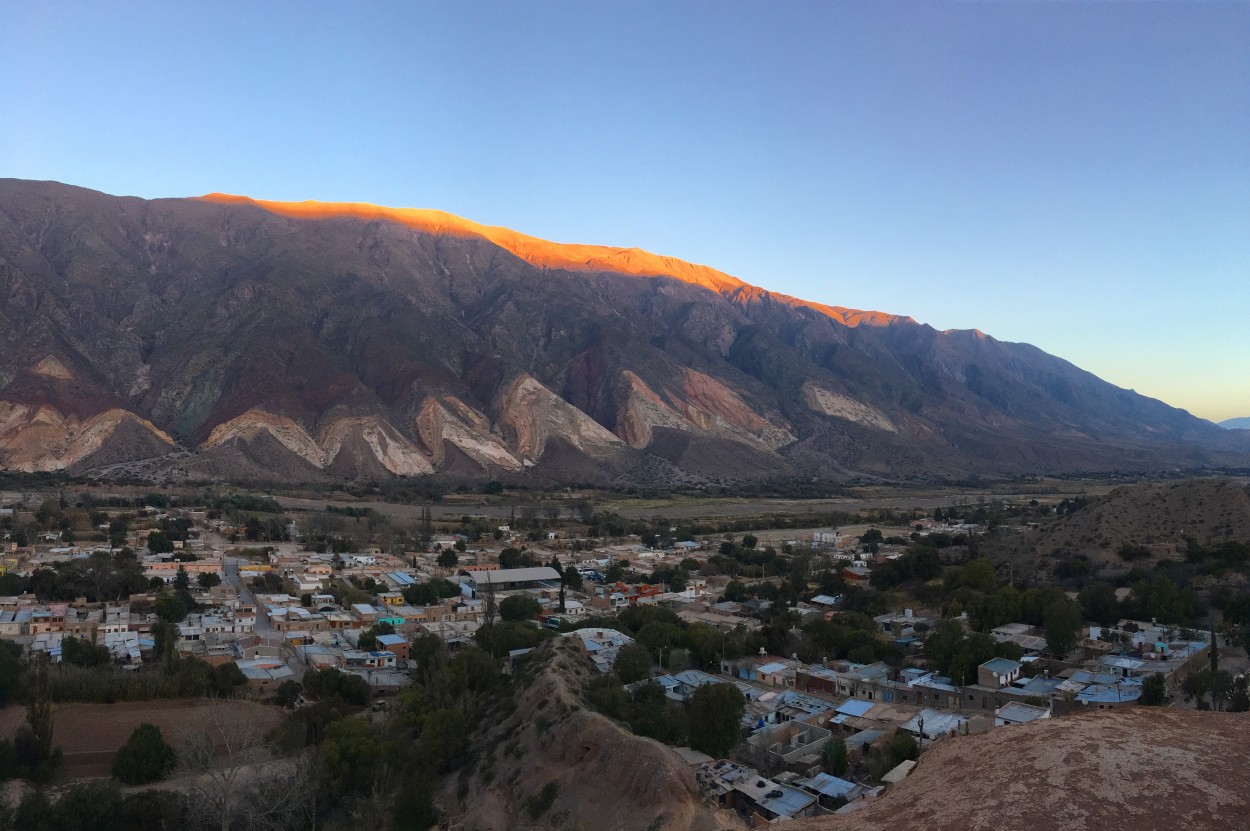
[0,699,283,781]
[275,485,1112,523]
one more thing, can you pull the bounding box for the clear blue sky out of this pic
[2,2,1247,421]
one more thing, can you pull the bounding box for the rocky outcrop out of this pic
[801,383,897,432]
[616,370,792,451]
[414,396,523,471]
[202,410,433,476]
[496,375,625,463]
[0,403,174,472]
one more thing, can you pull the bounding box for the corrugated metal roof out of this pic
[836,698,875,717]
[805,772,857,798]
[472,566,560,584]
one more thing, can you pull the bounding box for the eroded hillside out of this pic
[444,638,736,831]
[791,707,1250,831]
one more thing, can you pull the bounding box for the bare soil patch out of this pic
[791,707,1250,831]
[0,699,282,781]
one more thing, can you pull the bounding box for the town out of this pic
[1,484,1245,829]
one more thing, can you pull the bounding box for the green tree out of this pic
[499,595,542,622]
[150,620,178,665]
[614,643,654,684]
[358,621,396,651]
[303,667,370,706]
[173,564,190,593]
[111,723,176,784]
[687,682,745,758]
[14,789,52,831]
[1124,573,1196,624]
[61,635,112,668]
[0,571,23,596]
[197,571,221,589]
[474,621,544,658]
[155,592,189,623]
[1210,622,1219,674]
[275,680,303,709]
[1229,675,1250,713]
[1140,673,1167,706]
[956,559,997,592]
[0,639,21,707]
[882,731,918,769]
[1019,586,1068,626]
[147,531,175,555]
[212,662,247,697]
[47,779,130,831]
[1043,598,1082,658]
[1181,669,1211,708]
[635,622,684,656]
[822,735,849,776]
[1077,581,1120,626]
[16,656,59,781]
[437,548,458,568]
[1208,670,1234,711]
[321,718,388,797]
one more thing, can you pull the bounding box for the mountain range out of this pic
[1,179,1245,485]
[1221,417,1250,430]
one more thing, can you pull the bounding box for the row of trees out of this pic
[586,674,746,758]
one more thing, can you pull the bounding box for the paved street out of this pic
[216,542,307,681]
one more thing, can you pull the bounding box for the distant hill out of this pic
[1221,417,1250,430]
[2,178,1249,484]
[1016,479,1250,571]
[793,708,1250,831]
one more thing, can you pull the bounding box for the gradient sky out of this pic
[2,2,1247,421]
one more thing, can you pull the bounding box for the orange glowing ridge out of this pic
[198,193,912,328]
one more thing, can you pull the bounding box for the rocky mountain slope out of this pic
[793,708,1250,831]
[1,179,1246,484]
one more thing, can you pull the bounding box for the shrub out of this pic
[525,782,559,820]
[112,723,176,784]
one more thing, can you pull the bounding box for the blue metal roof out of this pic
[981,657,1021,674]
[836,698,875,717]
[1076,678,1142,704]
[805,772,857,798]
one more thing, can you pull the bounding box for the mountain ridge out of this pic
[197,192,917,330]
[0,178,1246,484]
